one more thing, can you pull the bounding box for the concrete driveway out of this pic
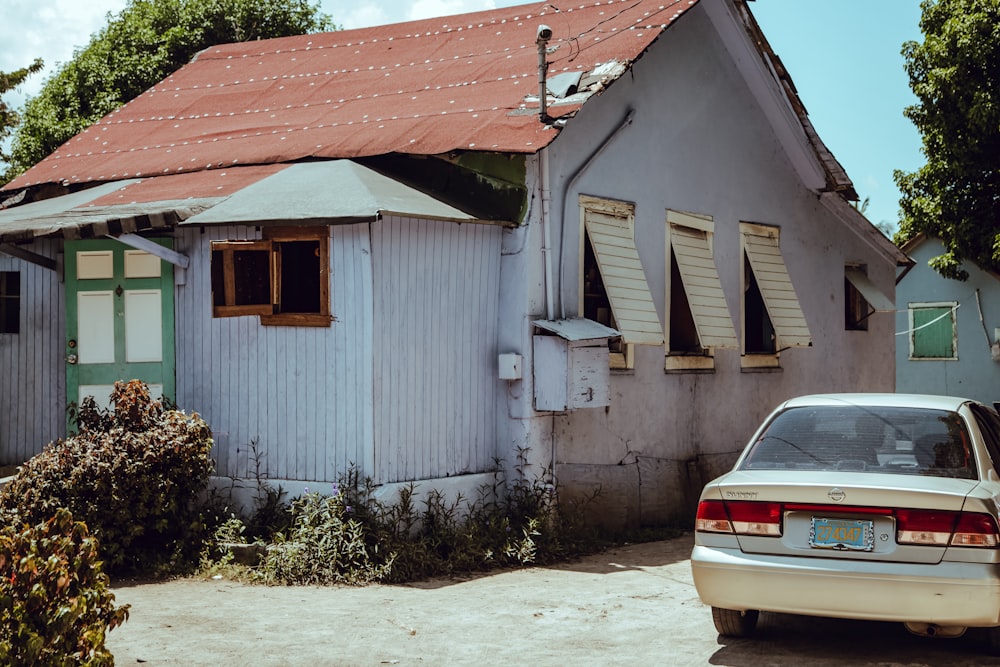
[105,533,1000,666]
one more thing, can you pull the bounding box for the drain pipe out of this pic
[536,24,555,320]
[536,24,553,124]
[558,108,636,319]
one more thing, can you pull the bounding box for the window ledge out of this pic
[664,355,715,373]
[740,354,781,371]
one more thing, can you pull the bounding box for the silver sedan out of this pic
[691,393,1000,654]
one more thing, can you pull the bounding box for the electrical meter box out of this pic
[532,318,620,411]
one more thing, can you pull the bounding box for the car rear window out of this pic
[740,405,976,479]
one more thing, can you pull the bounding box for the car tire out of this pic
[711,607,759,637]
[984,627,1000,655]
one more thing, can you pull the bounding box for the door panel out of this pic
[125,290,163,362]
[66,239,175,420]
[77,292,115,363]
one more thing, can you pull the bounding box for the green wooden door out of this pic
[65,239,175,414]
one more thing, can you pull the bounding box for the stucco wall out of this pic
[896,236,1000,405]
[501,3,899,527]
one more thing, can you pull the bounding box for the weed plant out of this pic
[202,450,645,586]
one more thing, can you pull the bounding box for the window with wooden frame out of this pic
[211,226,331,327]
[580,196,662,370]
[665,211,737,371]
[0,271,19,334]
[740,222,810,367]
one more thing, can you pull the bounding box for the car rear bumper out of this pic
[691,544,1000,627]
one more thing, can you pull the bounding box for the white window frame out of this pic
[908,301,958,361]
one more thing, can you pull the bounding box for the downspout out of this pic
[537,24,555,320]
[558,108,636,319]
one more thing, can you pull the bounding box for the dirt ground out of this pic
[105,532,1000,667]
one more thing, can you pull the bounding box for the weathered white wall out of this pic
[177,215,503,488]
[0,239,65,464]
[503,2,899,526]
[896,236,1000,405]
[371,216,503,483]
[175,224,374,484]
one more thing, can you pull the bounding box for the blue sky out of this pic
[1,0,924,228]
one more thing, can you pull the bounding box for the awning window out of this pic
[584,206,663,346]
[742,226,811,349]
[669,219,737,349]
[845,267,894,312]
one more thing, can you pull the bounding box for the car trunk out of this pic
[714,470,981,565]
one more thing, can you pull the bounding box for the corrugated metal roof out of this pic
[5,0,700,192]
[0,161,480,242]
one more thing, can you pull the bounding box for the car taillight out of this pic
[695,500,732,533]
[896,509,1000,548]
[952,512,1000,547]
[695,500,782,536]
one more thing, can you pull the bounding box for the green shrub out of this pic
[0,508,129,666]
[257,488,393,585]
[0,380,215,575]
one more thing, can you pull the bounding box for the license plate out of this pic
[809,517,874,551]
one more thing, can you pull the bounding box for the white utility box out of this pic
[532,318,620,411]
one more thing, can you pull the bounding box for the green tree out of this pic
[0,59,44,171]
[4,0,333,184]
[894,0,1000,280]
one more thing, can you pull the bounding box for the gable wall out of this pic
[896,237,1000,404]
[515,2,898,524]
[0,240,64,464]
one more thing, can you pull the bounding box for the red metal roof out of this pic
[5,0,699,192]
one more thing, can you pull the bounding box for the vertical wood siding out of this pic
[175,225,374,483]
[371,216,502,483]
[0,240,65,463]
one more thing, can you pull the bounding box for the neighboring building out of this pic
[896,234,1000,406]
[0,0,908,527]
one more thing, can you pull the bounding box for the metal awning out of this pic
[533,318,621,342]
[845,268,894,312]
[184,161,476,226]
[0,160,478,245]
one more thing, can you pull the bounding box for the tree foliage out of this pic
[0,59,44,168]
[894,0,1000,280]
[4,0,333,183]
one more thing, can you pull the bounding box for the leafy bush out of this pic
[257,487,393,585]
[0,508,129,666]
[0,380,214,575]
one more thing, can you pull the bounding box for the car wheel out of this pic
[711,607,759,637]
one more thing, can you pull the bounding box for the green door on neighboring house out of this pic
[65,238,175,418]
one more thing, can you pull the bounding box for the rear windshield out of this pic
[740,405,976,479]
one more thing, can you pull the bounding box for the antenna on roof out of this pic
[536,24,553,125]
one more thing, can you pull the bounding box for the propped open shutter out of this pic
[670,224,737,348]
[585,210,663,345]
[845,268,894,312]
[742,230,811,348]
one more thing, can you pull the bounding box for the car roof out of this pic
[777,393,975,412]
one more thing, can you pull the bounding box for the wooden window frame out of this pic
[211,226,331,327]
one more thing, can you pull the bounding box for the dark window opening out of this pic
[0,271,19,334]
[845,276,870,331]
[583,231,624,356]
[744,255,775,354]
[277,240,321,313]
[669,247,701,353]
